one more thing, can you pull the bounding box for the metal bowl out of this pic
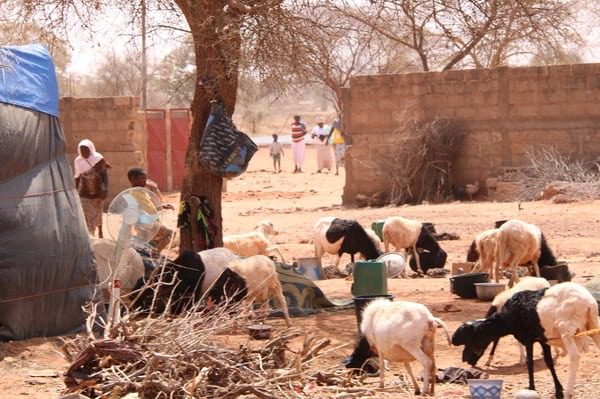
[474,282,506,301]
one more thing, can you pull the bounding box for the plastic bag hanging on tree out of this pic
[197,102,258,178]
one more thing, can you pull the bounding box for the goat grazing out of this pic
[313,217,382,269]
[483,277,551,366]
[495,219,557,286]
[467,228,499,277]
[345,299,450,395]
[227,255,291,327]
[382,216,445,274]
[453,282,600,399]
[223,220,285,262]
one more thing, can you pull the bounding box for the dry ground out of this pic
[2,146,600,398]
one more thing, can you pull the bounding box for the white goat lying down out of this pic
[227,254,291,327]
[454,282,600,399]
[223,220,286,262]
[90,237,144,301]
[346,299,451,395]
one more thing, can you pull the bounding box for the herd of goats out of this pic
[89,215,599,399]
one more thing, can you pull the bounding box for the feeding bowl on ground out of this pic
[474,282,506,301]
[468,379,503,399]
[248,324,272,340]
[449,272,489,299]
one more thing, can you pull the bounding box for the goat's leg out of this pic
[405,346,433,395]
[509,261,520,287]
[377,349,385,389]
[519,343,526,366]
[532,261,541,277]
[266,246,286,264]
[272,286,291,327]
[561,336,578,399]
[485,338,500,367]
[525,342,536,391]
[404,362,420,395]
[413,244,424,274]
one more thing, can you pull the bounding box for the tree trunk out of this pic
[176,1,241,253]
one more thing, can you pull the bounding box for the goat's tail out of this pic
[433,317,451,345]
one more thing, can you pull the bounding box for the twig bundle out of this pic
[60,297,411,398]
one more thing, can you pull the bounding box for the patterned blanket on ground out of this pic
[271,262,353,316]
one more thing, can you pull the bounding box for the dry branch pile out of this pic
[60,301,409,398]
[514,148,600,201]
[378,118,464,205]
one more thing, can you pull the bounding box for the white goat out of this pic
[223,220,285,262]
[382,216,424,273]
[227,255,291,327]
[470,228,499,277]
[91,237,145,301]
[360,299,450,394]
[484,277,551,366]
[495,219,553,286]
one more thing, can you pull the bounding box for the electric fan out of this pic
[104,187,162,332]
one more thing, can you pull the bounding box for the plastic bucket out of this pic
[351,260,388,297]
[353,294,394,333]
[371,220,386,241]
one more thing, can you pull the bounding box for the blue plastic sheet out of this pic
[0,43,59,117]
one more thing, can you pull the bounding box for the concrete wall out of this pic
[342,63,600,204]
[60,96,146,204]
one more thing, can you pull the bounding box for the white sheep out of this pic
[484,276,551,366]
[454,282,600,399]
[223,220,285,262]
[495,219,557,286]
[382,216,428,273]
[350,299,450,394]
[470,228,499,278]
[90,237,145,301]
[227,254,291,327]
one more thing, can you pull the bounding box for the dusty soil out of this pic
[2,146,600,398]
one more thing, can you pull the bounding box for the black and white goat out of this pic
[313,217,382,269]
[453,282,600,399]
[131,248,247,314]
[382,216,446,274]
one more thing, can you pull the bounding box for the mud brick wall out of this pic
[342,64,600,204]
[59,96,147,204]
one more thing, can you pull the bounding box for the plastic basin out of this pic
[450,272,489,299]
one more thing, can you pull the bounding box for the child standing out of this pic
[269,134,284,173]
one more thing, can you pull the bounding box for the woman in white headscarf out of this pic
[310,116,333,173]
[74,139,110,237]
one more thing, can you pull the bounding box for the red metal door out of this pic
[169,108,190,190]
[146,110,167,190]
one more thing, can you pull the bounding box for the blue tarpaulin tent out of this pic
[0,44,96,340]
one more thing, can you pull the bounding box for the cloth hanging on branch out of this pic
[177,197,217,250]
[197,102,258,178]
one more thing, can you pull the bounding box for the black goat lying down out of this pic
[130,249,247,314]
[452,283,600,399]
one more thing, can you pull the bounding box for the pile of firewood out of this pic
[60,301,411,398]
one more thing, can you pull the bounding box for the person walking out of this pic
[329,118,345,175]
[311,116,333,173]
[290,115,307,173]
[74,139,110,237]
[269,134,284,173]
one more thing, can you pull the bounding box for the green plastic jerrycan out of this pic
[351,260,388,297]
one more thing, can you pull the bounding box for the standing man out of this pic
[311,116,333,173]
[290,115,307,173]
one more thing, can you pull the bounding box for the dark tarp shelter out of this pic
[0,44,96,340]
